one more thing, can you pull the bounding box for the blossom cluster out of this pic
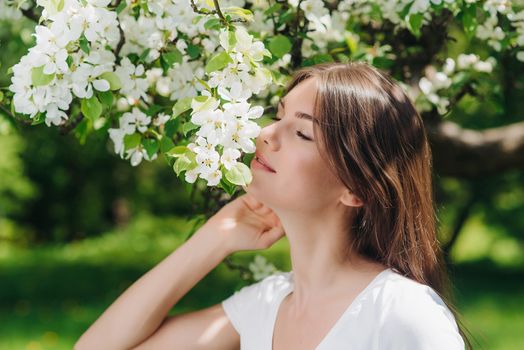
[249,254,279,281]
[9,0,121,126]
[182,26,273,186]
[418,54,496,115]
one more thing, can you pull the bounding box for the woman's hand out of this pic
[201,191,285,254]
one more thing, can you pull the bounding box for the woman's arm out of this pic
[74,191,285,350]
[74,223,230,350]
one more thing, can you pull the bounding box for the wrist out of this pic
[192,221,233,259]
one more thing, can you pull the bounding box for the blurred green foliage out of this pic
[0,215,522,350]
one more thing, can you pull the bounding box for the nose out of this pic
[258,122,280,151]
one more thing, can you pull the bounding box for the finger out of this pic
[261,226,286,247]
[242,192,271,213]
[241,193,263,211]
[256,205,274,216]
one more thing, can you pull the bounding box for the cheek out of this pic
[278,153,339,211]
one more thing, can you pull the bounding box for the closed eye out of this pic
[269,117,312,141]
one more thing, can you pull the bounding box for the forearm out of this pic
[74,223,230,350]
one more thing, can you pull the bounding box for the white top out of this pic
[221,267,465,350]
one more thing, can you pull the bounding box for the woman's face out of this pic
[246,77,348,214]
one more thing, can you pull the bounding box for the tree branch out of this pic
[290,0,307,68]
[0,105,33,126]
[109,0,126,63]
[442,183,479,256]
[189,0,246,26]
[426,117,524,177]
[59,114,84,135]
[20,7,40,23]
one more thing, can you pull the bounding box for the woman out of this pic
[75,61,472,350]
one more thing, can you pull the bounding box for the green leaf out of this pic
[31,66,55,86]
[173,157,191,176]
[194,95,209,102]
[139,48,151,62]
[124,133,141,149]
[115,0,127,14]
[144,104,163,116]
[173,97,193,117]
[166,145,189,158]
[398,2,413,19]
[223,6,253,21]
[142,138,159,158]
[278,9,294,25]
[81,96,103,120]
[161,49,183,71]
[139,0,149,13]
[159,135,175,153]
[191,95,217,114]
[164,118,180,138]
[186,44,202,59]
[268,35,292,58]
[55,0,64,12]
[346,34,359,54]
[205,51,234,74]
[127,53,140,65]
[73,117,91,145]
[313,54,334,64]
[264,3,282,16]
[270,69,286,87]
[204,18,221,30]
[218,175,237,196]
[229,30,237,50]
[0,91,4,103]
[225,162,252,186]
[182,121,199,136]
[372,56,394,69]
[406,13,424,38]
[100,72,122,90]
[79,34,90,54]
[302,54,334,67]
[97,90,113,108]
[31,113,46,126]
[195,77,211,91]
[173,151,197,176]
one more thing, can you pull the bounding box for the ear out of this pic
[339,189,364,208]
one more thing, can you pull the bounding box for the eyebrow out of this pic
[278,99,318,124]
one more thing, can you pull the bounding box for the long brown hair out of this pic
[284,61,473,349]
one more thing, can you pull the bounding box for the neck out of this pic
[276,207,382,310]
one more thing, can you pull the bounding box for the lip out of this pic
[254,151,276,172]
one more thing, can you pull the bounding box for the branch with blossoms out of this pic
[3,0,524,186]
[5,0,273,194]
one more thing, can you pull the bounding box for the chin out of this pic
[244,182,274,206]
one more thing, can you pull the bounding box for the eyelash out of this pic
[270,116,311,141]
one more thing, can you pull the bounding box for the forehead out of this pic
[283,77,318,111]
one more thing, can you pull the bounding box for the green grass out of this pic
[449,261,524,350]
[1,214,523,349]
